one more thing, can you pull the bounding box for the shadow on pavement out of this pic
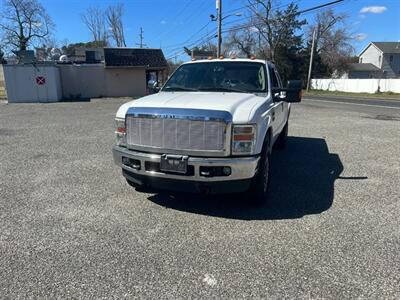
[147,136,345,220]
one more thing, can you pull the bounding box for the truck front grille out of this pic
[125,107,232,155]
[126,116,225,151]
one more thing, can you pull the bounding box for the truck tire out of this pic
[275,121,288,150]
[249,135,271,205]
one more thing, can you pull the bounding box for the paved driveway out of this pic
[0,98,399,299]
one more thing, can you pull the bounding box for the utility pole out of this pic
[217,0,222,57]
[257,1,261,50]
[137,27,145,48]
[306,26,317,92]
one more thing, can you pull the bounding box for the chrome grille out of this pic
[126,117,225,151]
[125,108,232,154]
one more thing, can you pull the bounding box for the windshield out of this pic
[162,61,267,93]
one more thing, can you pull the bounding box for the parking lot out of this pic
[0,97,399,298]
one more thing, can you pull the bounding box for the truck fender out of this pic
[256,112,273,155]
[261,126,273,155]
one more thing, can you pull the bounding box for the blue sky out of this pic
[12,0,400,60]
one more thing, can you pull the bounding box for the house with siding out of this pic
[358,42,400,78]
[341,63,383,79]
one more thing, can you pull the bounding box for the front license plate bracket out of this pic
[160,154,189,174]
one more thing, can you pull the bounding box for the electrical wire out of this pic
[152,0,195,41]
[165,0,346,61]
[163,21,212,50]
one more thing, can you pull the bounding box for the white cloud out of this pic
[160,20,167,25]
[360,6,387,14]
[354,33,367,41]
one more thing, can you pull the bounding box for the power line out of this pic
[164,0,303,56]
[152,0,195,41]
[161,1,213,50]
[163,21,212,50]
[164,1,296,56]
[165,0,346,61]
[165,1,300,52]
[221,0,346,35]
[223,0,302,17]
[164,24,216,54]
[165,31,217,60]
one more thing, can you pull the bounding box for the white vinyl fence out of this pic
[311,79,400,94]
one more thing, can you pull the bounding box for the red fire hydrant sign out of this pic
[36,76,46,85]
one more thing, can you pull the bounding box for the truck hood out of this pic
[116,91,265,122]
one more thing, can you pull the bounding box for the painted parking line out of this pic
[304,98,400,110]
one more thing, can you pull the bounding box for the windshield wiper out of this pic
[198,87,247,93]
[163,86,199,92]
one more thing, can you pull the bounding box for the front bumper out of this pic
[112,146,260,193]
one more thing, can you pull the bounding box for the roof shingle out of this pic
[372,42,400,54]
[104,48,167,68]
[347,63,381,72]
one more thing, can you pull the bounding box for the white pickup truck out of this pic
[112,58,301,203]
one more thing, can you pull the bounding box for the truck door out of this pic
[275,69,289,127]
[268,66,285,135]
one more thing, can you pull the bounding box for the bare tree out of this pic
[308,9,354,73]
[0,0,54,51]
[81,6,108,43]
[224,27,256,58]
[247,0,306,61]
[105,3,126,47]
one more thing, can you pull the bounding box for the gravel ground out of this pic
[0,98,399,299]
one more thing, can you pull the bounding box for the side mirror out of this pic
[272,89,286,102]
[147,79,160,93]
[284,80,302,103]
[147,79,157,89]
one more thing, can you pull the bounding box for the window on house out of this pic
[390,55,393,63]
[379,56,381,64]
[360,58,363,63]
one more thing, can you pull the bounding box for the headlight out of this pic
[115,118,126,147]
[231,124,256,155]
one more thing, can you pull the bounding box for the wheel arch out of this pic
[261,126,273,155]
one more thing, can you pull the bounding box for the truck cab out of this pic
[113,58,301,203]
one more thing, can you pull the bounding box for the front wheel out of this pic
[249,137,271,205]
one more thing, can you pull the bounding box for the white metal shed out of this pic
[3,64,62,103]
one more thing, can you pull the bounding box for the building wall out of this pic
[0,65,7,99]
[359,45,382,68]
[58,64,146,99]
[312,78,400,94]
[382,53,400,78]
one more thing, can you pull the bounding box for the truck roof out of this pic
[182,58,270,65]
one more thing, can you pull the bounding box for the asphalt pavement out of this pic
[0,96,399,299]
